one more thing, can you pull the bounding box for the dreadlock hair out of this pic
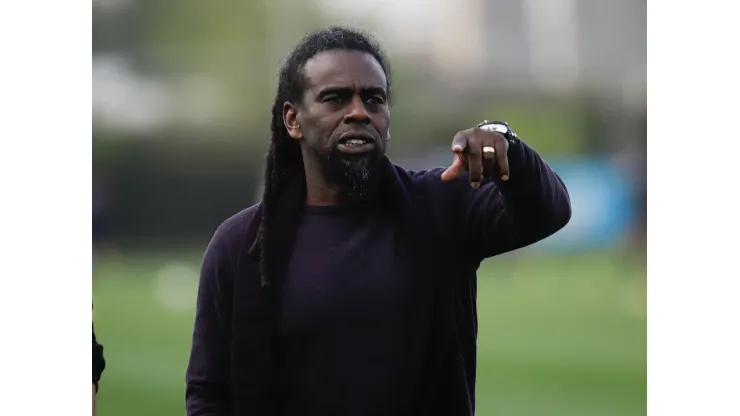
[249,26,393,288]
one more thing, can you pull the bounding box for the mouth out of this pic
[336,132,377,155]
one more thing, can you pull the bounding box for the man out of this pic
[186,27,571,416]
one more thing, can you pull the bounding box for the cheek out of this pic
[379,108,391,127]
[297,113,321,139]
[302,120,336,149]
[374,113,391,135]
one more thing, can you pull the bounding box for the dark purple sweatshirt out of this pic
[186,141,571,415]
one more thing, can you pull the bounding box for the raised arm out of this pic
[441,122,571,260]
[186,234,233,415]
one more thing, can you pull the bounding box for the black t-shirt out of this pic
[277,202,416,416]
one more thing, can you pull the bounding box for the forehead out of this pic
[302,50,387,92]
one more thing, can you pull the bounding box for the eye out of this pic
[366,96,385,105]
[324,96,344,104]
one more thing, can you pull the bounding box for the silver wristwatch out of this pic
[477,120,520,148]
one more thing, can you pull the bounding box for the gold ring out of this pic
[482,146,495,154]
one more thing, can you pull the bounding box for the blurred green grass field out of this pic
[92,250,646,416]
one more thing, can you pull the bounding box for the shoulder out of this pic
[204,203,262,260]
[213,204,261,243]
[196,204,262,295]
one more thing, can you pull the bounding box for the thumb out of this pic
[441,153,466,181]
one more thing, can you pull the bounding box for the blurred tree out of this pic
[137,0,333,137]
[93,0,145,55]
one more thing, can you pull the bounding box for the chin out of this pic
[329,150,382,201]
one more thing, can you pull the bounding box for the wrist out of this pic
[477,120,521,152]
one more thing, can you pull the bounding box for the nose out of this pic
[343,95,370,124]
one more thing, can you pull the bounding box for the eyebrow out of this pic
[316,86,387,99]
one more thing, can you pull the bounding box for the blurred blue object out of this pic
[532,157,634,252]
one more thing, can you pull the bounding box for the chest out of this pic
[279,212,413,338]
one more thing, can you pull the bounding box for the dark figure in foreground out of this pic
[186,27,571,416]
[93,322,105,415]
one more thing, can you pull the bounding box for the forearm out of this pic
[466,141,571,258]
[186,325,231,415]
[492,140,571,221]
[185,379,231,415]
[186,237,233,415]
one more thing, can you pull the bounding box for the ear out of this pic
[283,102,302,140]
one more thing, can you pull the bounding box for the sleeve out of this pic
[462,140,572,260]
[185,234,233,415]
[92,323,105,390]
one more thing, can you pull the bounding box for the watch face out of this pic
[481,123,508,134]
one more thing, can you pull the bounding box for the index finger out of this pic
[451,132,468,153]
[440,153,466,181]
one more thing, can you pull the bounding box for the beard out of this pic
[309,142,384,201]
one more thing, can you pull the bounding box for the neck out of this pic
[302,152,343,206]
[304,174,344,206]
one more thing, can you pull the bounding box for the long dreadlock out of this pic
[248,26,393,287]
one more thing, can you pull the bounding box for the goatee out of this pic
[312,145,383,201]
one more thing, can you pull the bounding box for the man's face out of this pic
[284,50,390,200]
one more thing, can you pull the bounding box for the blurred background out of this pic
[92,0,646,414]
